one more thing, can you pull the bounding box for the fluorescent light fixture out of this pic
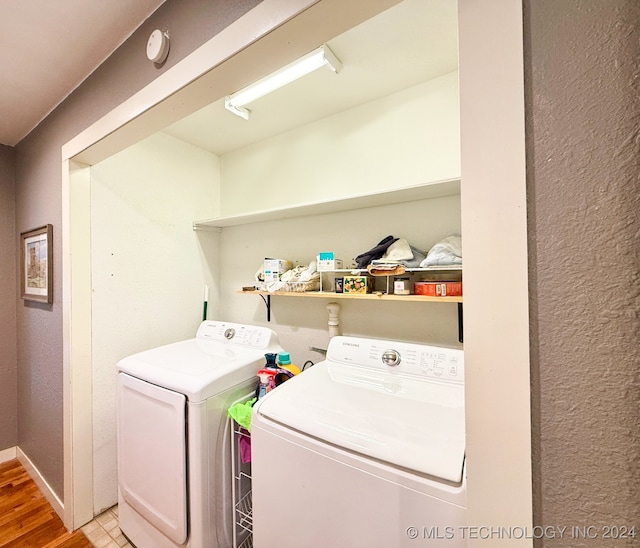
[225,44,342,120]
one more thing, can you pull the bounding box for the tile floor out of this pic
[81,505,133,548]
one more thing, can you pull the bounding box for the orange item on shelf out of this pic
[414,281,462,297]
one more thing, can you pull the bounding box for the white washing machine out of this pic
[116,320,282,548]
[252,335,466,548]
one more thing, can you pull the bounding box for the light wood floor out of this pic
[0,459,92,548]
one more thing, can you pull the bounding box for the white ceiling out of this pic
[0,0,166,147]
[0,0,458,152]
[163,0,458,156]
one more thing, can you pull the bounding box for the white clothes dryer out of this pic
[252,335,466,548]
[116,320,282,548]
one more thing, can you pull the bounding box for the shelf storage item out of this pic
[239,263,464,343]
[317,265,462,294]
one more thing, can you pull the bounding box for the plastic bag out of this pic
[420,234,462,267]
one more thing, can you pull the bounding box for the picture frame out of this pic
[20,224,53,304]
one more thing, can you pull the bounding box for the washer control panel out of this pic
[328,336,463,383]
[418,349,462,381]
[196,320,277,349]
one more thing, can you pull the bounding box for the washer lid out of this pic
[255,360,465,483]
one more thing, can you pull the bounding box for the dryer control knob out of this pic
[381,349,400,367]
[224,328,236,340]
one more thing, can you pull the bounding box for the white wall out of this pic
[220,71,460,215]
[89,132,220,513]
[216,193,462,365]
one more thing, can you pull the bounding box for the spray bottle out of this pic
[256,369,276,399]
[256,353,278,400]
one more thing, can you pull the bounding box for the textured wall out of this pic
[14,0,261,499]
[525,1,640,545]
[0,145,17,450]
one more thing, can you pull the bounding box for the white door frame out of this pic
[458,1,533,542]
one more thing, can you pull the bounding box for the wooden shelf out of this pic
[238,290,462,303]
[239,288,464,343]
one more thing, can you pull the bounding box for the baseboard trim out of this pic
[17,447,64,519]
[0,446,17,464]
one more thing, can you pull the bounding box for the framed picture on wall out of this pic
[20,224,53,304]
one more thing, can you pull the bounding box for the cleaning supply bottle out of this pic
[255,353,279,400]
[256,369,277,399]
[276,351,301,376]
[264,353,278,369]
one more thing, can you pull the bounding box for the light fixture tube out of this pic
[225,44,342,120]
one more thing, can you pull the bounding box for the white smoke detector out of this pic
[146,29,170,64]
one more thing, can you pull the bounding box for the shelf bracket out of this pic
[259,294,271,322]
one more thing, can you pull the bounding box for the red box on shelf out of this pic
[414,281,462,297]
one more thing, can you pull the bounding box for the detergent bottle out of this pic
[276,352,301,376]
[264,353,278,369]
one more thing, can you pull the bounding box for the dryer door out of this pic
[117,373,188,544]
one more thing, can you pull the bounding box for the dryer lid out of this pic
[117,321,282,402]
[255,359,465,483]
